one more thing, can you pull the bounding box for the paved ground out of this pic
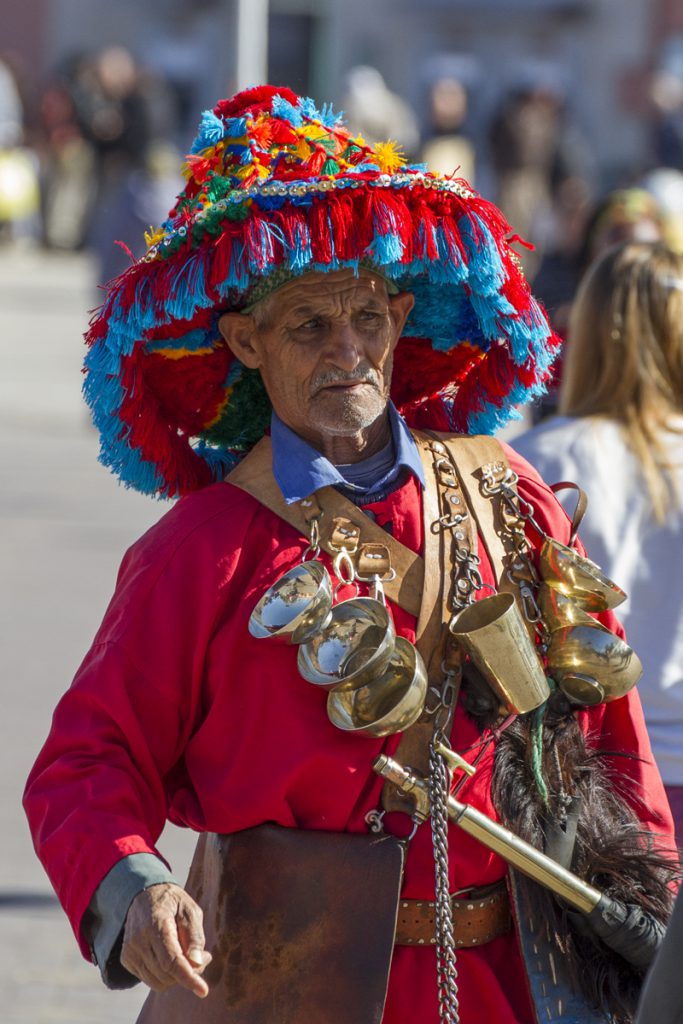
[0,244,196,1022]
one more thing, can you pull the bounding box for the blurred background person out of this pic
[419,58,479,185]
[72,45,180,281]
[513,242,683,844]
[488,67,594,282]
[0,54,39,243]
[531,186,672,421]
[648,60,683,173]
[39,54,97,251]
[341,65,420,159]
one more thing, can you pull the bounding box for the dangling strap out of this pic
[550,481,588,546]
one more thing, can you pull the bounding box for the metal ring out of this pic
[334,579,360,600]
[355,567,397,584]
[333,549,356,585]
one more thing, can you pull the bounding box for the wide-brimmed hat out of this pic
[84,84,560,498]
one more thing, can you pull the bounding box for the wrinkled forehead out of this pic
[270,268,395,313]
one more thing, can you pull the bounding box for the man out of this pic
[24,86,675,1024]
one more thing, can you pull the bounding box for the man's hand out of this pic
[121,883,212,997]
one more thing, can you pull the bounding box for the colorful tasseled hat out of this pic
[84,84,561,498]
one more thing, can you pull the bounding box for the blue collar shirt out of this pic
[271,403,425,505]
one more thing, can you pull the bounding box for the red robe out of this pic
[24,445,674,1023]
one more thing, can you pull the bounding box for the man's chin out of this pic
[308,398,388,437]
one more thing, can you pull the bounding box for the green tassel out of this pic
[321,158,340,176]
[530,703,550,807]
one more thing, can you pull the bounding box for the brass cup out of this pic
[449,593,550,714]
[297,597,395,690]
[546,622,643,704]
[248,561,333,644]
[538,583,598,632]
[326,637,428,737]
[539,538,626,613]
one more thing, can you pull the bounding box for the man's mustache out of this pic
[311,367,381,394]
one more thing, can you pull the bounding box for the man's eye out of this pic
[297,319,322,330]
[358,310,382,322]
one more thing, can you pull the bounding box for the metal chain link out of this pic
[429,740,460,1024]
[480,463,550,644]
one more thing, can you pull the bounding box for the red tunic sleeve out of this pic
[23,484,256,956]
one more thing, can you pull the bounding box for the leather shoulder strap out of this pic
[438,434,510,587]
[227,437,425,618]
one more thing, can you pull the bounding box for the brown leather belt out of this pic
[394,881,511,947]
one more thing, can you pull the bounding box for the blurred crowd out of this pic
[0,45,184,280]
[0,43,682,321]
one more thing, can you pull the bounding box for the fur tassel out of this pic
[464,681,679,1024]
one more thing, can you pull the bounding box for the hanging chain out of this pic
[429,737,460,1024]
[424,439,482,1024]
[480,462,550,645]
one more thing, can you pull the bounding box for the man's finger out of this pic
[121,949,174,993]
[156,917,209,998]
[176,900,209,967]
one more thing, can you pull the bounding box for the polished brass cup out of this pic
[546,622,643,705]
[539,538,626,612]
[248,561,333,644]
[449,593,550,714]
[326,637,428,737]
[538,583,597,632]
[297,597,395,690]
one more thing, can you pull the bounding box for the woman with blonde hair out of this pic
[514,241,683,839]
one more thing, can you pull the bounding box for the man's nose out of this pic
[323,323,363,371]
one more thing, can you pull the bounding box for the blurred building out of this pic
[2,0,682,184]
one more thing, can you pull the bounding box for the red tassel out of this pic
[309,200,332,264]
[214,85,299,119]
[391,336,480,408]
[119,350,214,497]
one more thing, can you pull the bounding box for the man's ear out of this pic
[388,291,415,343]
[217,312,261,369]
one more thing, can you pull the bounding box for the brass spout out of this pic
[373,754,602,914]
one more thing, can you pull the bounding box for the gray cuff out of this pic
[89,853,177,989]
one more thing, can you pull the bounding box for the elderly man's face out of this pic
[219,269,414,457]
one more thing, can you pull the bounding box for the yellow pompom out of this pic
[144,226,165,248]
[373,140,406,174]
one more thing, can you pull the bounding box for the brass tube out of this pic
[373,754,602,914]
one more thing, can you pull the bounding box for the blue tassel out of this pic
[458,213,506,295]
[287,219,313,272]
[192,439,239,480]
[224,116,248,137]
[166,255,211,320]
[214,239,251,296]
[402,280,487,353]
[468,290,515,341]
[371,231,404,265]
[190,110,227,154]
[145,328,216,353]
[247,220,286,272]
[272,96,302,126]
[319,102,343,127]
[298,97,320,120]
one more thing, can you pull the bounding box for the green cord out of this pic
[530,702,550,807]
